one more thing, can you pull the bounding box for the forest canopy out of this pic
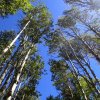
[0,0,100,100]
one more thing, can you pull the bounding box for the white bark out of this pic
[1,69,15,100]
[7,49,31,100]
[65,51,88,100]
[64,36,100,95]
[13,76,32,99]
[0,18,32,58]
[0,43,21,79]
[59,43,88,100]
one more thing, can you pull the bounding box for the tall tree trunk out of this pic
[65,50,88,100]
[7,48,31,100]
[64,38,100,95]
[0,45,20,80]
[59,45,88,100]
[68,85,74,99]
[2,51,25,99]
[1,69,15,100]
[13,77,32,100]
[0,66,13,89]
[80,52,100,86]
[78,72,98,99]
[73,30,100,62]
[0,35,28,89]
[71,39,100,85]
[0,18,32,58]
[75,16,100,37]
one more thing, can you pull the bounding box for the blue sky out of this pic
[0,0,100,100]
[0,0,67,100]
[37,1,100,99]
[37,0,68,99]
[42,0,67,23]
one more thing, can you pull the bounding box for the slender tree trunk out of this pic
[68,85,74,99]
[65,39,100,95]
[0,43,21,79]
[0,18,32,58]
[80,53,100,86]
[13,77,32,100]
[74,31,100,63]
[65,50,88,100]
[78,72,98,99]
[7,48,31,100]
[5,69,15,91]
[0,35,28,90]
[2,51,25,99]
[0,66,12,89]
[87,25,100,37]
[75,16,100,37]
[59,45,88,100]
[22,94,25,100]
[71,39,100,85]
[1,69,15,100]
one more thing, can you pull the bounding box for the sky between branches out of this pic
[0,0,100,100]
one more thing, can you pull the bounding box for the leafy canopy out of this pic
[0,0,34,16]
